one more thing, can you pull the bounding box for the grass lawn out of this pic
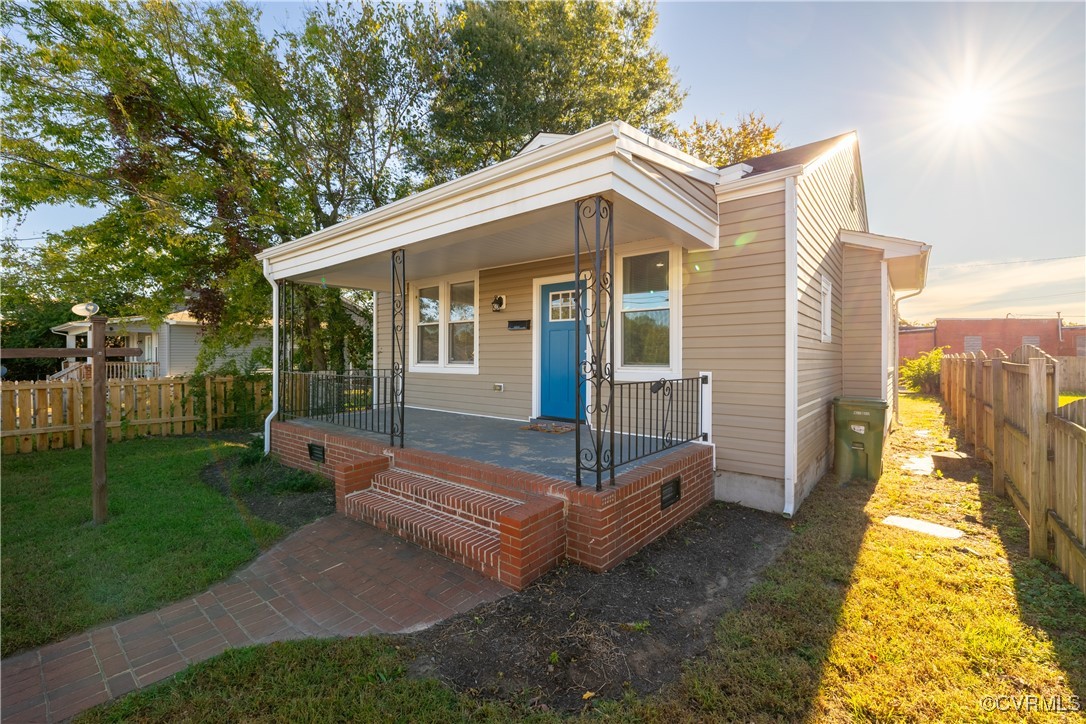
[1,436,277,658]
[79,394,1086,722]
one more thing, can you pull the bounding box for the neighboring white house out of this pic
[51,310,268,378]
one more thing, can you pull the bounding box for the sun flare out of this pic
[944,88,991,126]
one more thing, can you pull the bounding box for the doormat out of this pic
[520,423,575,434]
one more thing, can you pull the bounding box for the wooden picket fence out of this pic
[942,345,1086,595]
[0,375,272,454]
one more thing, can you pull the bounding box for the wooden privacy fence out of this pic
[1056,356,1086,393]
[942,345,1086,595]
[1,375,272,454]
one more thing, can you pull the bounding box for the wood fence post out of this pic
[71,378,83,450]
[1028,357,1050,560]
[965,354,976,446]
[90,315,108,525]
[991,358,1005,497]
[974,355,986,454]
[206,376,214,432]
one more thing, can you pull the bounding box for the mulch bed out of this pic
[409,501,792,713]
[200,444,335,532]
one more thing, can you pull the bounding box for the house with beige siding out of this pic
[257,122,930,589]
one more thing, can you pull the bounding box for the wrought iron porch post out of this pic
[574,196,615,490]
[390,249,406,448]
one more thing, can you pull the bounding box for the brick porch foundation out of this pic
[272,420,714,590]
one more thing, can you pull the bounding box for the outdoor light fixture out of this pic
[491,295,507,312]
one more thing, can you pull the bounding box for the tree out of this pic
[670,112,784,167]
[2,0,440,370]
[417,0,684,182]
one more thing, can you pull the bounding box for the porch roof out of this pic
[258,121,721,290]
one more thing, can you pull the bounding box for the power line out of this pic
[931,255,1085,270]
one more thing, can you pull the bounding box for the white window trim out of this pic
[614,242,683,381]
[408,272,480,374]
[820,274,833,343]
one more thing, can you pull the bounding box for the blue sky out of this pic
[11,1,1085,323]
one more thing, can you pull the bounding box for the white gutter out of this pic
[783,176,799,518]
[262,258,279,455]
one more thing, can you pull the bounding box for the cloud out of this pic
[899,258,1085,323]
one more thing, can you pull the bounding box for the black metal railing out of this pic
[611,375,707,469]
[279,369,399,437]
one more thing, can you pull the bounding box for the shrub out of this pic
[900,346,946,393]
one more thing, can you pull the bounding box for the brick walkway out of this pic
[0,515,511,723]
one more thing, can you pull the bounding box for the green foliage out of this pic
[230,455,329,497]
[900,346,946,393]
[3,0,437,367]
[670,111,785,167]
[237,436,265,467]
[418,0,685,182]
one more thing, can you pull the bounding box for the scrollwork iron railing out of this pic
[612,375,708,469]
[279,369,400,437]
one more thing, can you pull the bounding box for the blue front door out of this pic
[540,281,585,421]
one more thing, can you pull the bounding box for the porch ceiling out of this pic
[292,194,695,290]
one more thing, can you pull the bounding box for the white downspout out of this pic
[262,259,279,455]
[892,287,925,425]
[783,176,798,518]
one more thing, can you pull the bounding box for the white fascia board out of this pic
[840,230,929,258]
[714,164,805,199]
[266,162,617,282]
[613,126,720,184]
[801,133,857,176]
[717,163,754,183]
[259,124,623,264]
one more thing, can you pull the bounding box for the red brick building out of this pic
[899,318,1086,363]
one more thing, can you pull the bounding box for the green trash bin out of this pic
[833,397,888,481]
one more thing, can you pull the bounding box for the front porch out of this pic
[261,124,724,589]
[273,411,714,590]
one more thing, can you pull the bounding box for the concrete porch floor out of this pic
[292,406,691,481]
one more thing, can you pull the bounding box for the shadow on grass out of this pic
[940,401,1086,705]
[636,471,879,721]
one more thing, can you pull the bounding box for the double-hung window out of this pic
[413,277,477,372]
[616,247,683,380]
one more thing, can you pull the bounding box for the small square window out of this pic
[964,335,982,353]
[549,291,576,321]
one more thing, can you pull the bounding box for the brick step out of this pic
[372,469,521,531]
[344,489,501,576]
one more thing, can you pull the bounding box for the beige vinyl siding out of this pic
[794,142,867,497]
[684,191,786,480]
[842,245,884,398]
[377,256,585,420]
